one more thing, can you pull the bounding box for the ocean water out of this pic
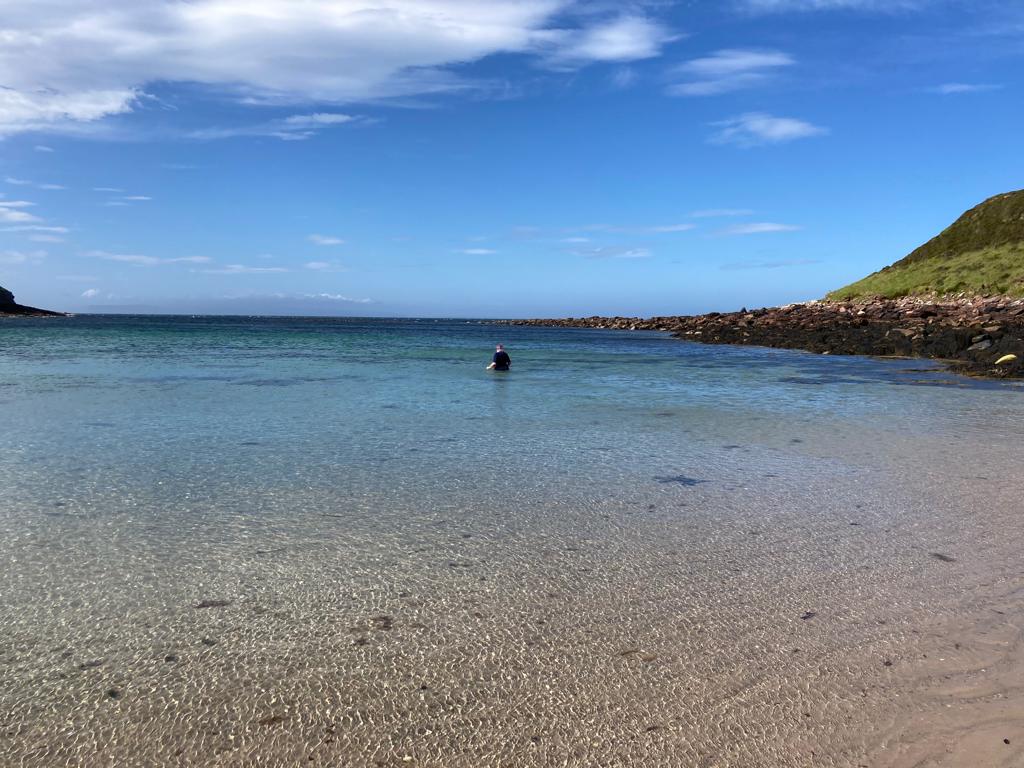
[2,315,1023,767]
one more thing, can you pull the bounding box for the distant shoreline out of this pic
[504,295,1024,380]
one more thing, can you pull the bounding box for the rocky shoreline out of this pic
[505,295,1024,379]
[0,286,66,318]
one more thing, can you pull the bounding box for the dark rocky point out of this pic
[0,285,65,317]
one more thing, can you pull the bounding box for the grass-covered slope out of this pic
[828,190,1024,300]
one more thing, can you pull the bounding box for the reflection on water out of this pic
[1,315,1022,766]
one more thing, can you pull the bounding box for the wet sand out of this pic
[2,444,1022,767]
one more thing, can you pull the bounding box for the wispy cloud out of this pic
[5,176,65,190]
[190,113,360,141]
[645,223,696,233]
[89,250,212,266]
[202,263,289,274]
[739,0,929,11]
[308,234,345,246]
[567,245,652,259]
[34,145,54,152]
[669,49,794,96]
[29,234,65,243]
[2,224,68,233]
[304,293,373,304]
[458,248,498,255]
[304,260,347,271]
[81,288,101,298]
[0,201,42,224]
[690,208,755,218]
[721,258,820,269]
[930,82,1003,94]
[610,67,638,89]
[0,249,46,265]
[543,15,678,68]
[718,222,802,235]
[93,187,124,193]
[710,113,827,147]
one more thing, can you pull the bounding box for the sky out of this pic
[1,0,1022,318]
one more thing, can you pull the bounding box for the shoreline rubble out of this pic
[503,295,1024,379]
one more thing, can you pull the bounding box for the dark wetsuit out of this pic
[492,351,511,371]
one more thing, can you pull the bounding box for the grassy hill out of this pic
[828,189,1024,300]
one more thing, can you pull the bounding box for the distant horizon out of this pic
[2,1,1022,317]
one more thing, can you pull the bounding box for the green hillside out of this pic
[828,190,1024,300]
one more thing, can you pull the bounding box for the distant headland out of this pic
[506,190,1024,379]
[0,285,65,317]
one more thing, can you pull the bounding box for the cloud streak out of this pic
[669,49,794,96]
[709,113,827,147]
[717,222,802,235]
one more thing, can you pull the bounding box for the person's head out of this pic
[496,344,504,351]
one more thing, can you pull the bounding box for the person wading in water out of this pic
[486,343,511,372]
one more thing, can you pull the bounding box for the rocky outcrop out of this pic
[504,295,1024,379]
[0,285,65,317]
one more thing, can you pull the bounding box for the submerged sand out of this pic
[2,431,1022,767]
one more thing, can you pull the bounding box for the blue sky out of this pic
[1,0,1022,317]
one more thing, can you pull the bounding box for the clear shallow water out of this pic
[2,315,1023,767]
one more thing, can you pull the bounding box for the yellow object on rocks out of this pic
[995,354,1018,365]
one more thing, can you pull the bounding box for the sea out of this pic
[2,315,1022,767]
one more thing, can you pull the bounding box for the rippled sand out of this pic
[2,317,1022,766]
[3,443,1022,767]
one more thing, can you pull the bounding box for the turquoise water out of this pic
[2,314,1017,510]
[2,315,1023,766]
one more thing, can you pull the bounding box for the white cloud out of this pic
[304,261,348,271]
[0,87,138,136]
[568,245,651,259]
[0,249,46,265]
[931,83,1002,95]
[202,263,289,274]
[710,112,827,147]
[305,293,373,303]
[0,2,675,137]
[610,67,638,89]
[458,248,498,255]
[81,288,101,298]
[284,113,356,127]
[646,223,696,233]
[123,195,152,201]
[669,49,794,96]
[89,250,212,266]
[189,113,361,141]
[0,201,42,223]
[740,0,928,10]
[93,187,124,193]
[2,225,68,233]
[34,145,54,152]
[545,15,676,66]
[308,234,345,246]
[29,234,65,243]
[718,222,802,235]
[690,208,754,218]
[5,176,65,190]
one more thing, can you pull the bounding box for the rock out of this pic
[500,293,1024,380]
[0,284,65,316]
